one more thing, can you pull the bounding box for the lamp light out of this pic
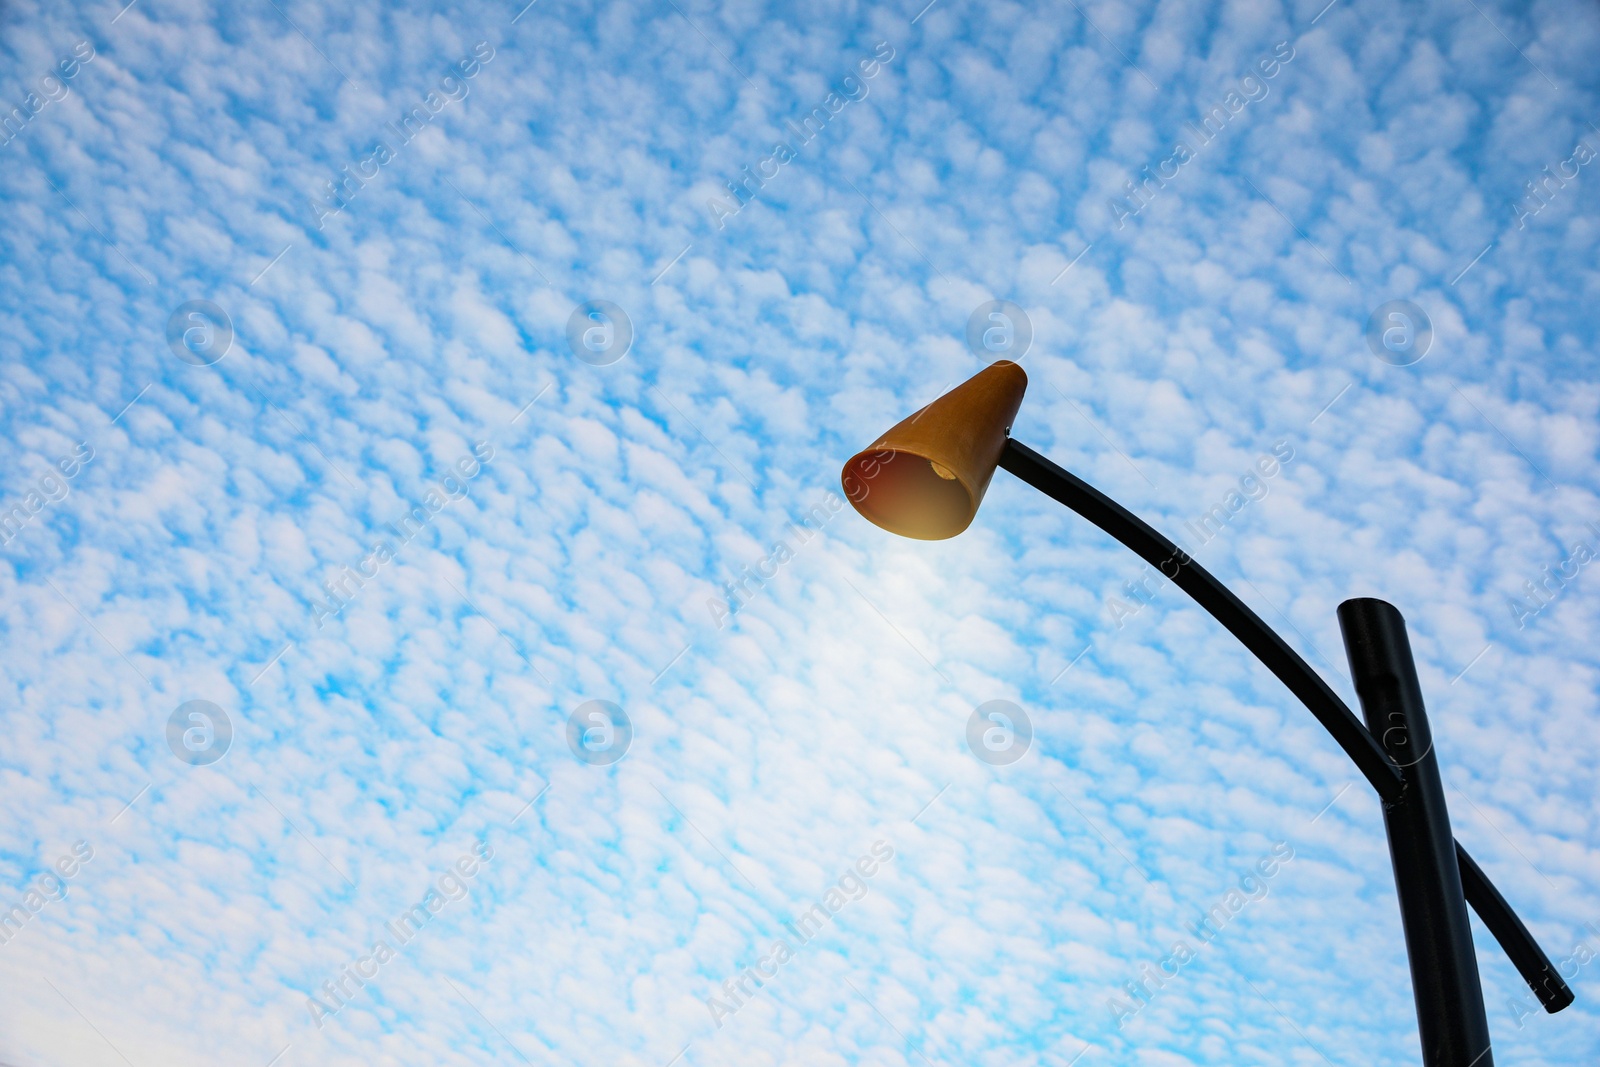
[839,360,1027,540]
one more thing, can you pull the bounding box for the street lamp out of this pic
[840,360,1573,1067]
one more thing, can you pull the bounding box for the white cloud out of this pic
[1,0,1598,1064]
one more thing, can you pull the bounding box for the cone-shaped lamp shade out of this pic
[841,360,1028,539]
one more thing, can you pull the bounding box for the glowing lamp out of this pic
[840,360,1027,539]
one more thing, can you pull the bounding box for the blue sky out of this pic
[1,0,1598,1064]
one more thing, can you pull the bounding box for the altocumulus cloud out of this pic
[0,1,1597,1066]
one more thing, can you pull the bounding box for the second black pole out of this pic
[1338,598,1493,1067]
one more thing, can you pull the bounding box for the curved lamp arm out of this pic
[999,439,1403,797]
[1457,843,1576,1013]
[999,438,1573,1013]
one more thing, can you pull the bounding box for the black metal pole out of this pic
[997,439,1405,800]
[996,438,1571,1018]
[1456,843,1574,1014]
[1338,598,1493,1067]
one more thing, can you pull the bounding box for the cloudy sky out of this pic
[1,0,1598,1063]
